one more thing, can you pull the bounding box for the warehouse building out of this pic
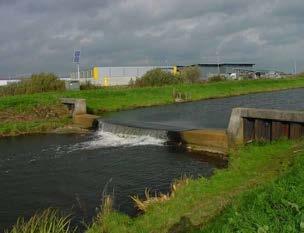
[70,63,255,86]
[193,63,255,79]
[70,66,174,86]
[0,78,20,86]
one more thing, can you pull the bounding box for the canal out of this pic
[0,88,304,231]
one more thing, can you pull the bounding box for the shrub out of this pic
[80,82,101,90]
[129,78,135,86]
[133,67,201,87]
[208,75,226,82]
[180,66,201,83]
[240,74,255,80]
[0,73,65,96]
[134,68,178,87]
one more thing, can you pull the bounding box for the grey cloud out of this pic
[0,0,17,6]
[0,0,303,75]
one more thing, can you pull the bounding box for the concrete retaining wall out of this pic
[228,108,304,146]
[180,129,228,155]
[73,114,99,129]
[61,98,99,129]
[61,98,86,116]
[181,108,304,155]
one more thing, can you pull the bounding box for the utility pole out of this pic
[73,50,81,80]
[294,60,297,75]
[216,52,220,75]
[77,63,80,80]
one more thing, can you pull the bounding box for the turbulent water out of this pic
[64,127,166,152]
[0,128,221,231]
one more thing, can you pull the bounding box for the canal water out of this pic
[0,88,304,231]
[103,88,304,130]
[0,134,224,232]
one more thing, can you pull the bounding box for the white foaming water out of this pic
[57,131,165,154]
[75,131,165,150]
[49,121,168,154]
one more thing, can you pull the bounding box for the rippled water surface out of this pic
[0,133,222,231]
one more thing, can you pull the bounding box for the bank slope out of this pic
[199,145,304,233]
[1,76,304,136]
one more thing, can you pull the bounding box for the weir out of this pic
[61,98,304,156]
[98,120,169,140]
[97,108,304,157]
[97,120,229,155]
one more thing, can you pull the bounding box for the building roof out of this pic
[233,68,287,74]
[195,63,255,67]
[0,76,19,80]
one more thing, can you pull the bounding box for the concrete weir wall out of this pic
[180,129,228,155]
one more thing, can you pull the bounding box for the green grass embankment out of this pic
[0,93,71,136]
[1,76,304,136]
[199,146,304,233]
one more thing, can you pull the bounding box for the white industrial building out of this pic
[70,66,173,86]
[70,63,256,86]
[0,79,19,86]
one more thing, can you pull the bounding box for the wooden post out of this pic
[290,123,304,139]
[255,119,271,141]
[243,118,255,142]
[272,121,289,140]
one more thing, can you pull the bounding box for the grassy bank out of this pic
[1,76,304,136]
[0,95,71,136]
[6,140,304,233]
[199,146,304,233]
[61,76,304,114]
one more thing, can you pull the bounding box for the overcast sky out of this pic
[0,0,303,75]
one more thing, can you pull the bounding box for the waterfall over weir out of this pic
[99,120,169,139]
[68,120,173,149]
[58,120,176,152]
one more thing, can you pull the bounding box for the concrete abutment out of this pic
[61,98,99,129]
